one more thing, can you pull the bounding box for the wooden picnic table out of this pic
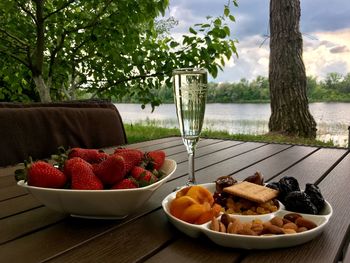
[1,137,350,263]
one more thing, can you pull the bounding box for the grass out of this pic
[124,123,336,147]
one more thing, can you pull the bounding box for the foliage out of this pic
[122,73,350,104]
[0,0,239,109]
[124,123,180,143]
[307,73,350,102]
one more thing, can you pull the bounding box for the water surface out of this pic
[115,103,350,147]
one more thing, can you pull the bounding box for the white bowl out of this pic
[18,159,177,219]
[162,183,332,249]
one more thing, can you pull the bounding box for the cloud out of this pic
[167,0,350,81]
[330,45,350,54]
[303,29,350,78]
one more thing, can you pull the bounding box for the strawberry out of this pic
[130,166,158,187]
[27,161,67,188]
[145,150,165,170]
[114,148,143,173]
[70,162,103,190]
[93,155,126,185]
[68,148,108,163]
[63,157,92,179]
[130,166,147,180]
[111,178,138,189]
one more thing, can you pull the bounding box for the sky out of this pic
[166,0,350,82]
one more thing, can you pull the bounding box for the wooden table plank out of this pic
[44,209,174,263]
[145,236,240,263]
[0,207,66,245]
[267,147,348,186]
[230,145,319,182]
[0,194,42,219]
[0,217,117,263]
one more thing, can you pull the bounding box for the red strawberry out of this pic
[93,155,126,185]
[63,157,92,179]
[68,148,108,163]
[130,166,158,187]
[27,161,67,188]
[71,162,103,190]
[145,150,165,170]
[111,178,138,189]
[130,166,147,180]
[114,148,143,173]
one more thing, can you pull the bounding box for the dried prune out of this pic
[284,191,318,214]
[266,182,280,191]
[304,183,325,211]
[243,171,264,185]
[278,177,300,202]
[215,175,237,193]
[213,191,230,207]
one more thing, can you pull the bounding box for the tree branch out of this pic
[65,0,113,35]
[0,28,28,47]
[15,0,37,24]
[48,31,67,78]
[43,0,76,20]
[97,71,170,93]
[0,49,30,67]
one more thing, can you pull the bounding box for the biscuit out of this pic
[223,181,279,203]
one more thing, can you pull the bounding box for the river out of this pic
[115,102,350,147]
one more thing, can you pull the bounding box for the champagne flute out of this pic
[173,68,208,186]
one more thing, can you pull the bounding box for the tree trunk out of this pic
[269,0,317,138]
[33,75,51,102]
[32,0,52,102]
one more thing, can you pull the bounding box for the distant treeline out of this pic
[118,72,350,103]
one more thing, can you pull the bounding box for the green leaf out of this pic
[189,27,197,35]
[214,18,222,26]
[224,6,230,17]
[229,15,236,22]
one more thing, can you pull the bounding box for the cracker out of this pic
[223,181,279,203]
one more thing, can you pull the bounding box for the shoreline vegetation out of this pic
[115,73,350,104]
[124,123,336,148]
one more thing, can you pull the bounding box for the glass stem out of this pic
[187,151,196,185]
[184,138,198,186]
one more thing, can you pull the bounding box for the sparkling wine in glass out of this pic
[173,68,208,186]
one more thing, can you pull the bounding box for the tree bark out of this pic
[269,0,316,138]
[33,75,51,102]
[32,0,51,102]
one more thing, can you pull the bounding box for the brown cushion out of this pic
[0,101,127,166]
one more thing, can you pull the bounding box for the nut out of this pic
[284,213,302,223]
[219,222,226,233]
[270,216,284,227]
[210,217,220,231]
[220,213,232,227]
[283,228,297,234]
[237,228,258,236]
[227,219,243,234]
[295,217,317,229]
[283,222,298,231]
[263,224,284,235]
[297,227,308,233]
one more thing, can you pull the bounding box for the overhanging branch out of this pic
[97,71,170,93]
[0,28,28,47]
[0,49,30,68]
[43,0,76,20]
[15,0,37,24]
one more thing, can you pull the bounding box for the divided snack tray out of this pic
[162,183,332,249]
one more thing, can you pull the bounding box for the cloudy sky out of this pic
[166,0,350,82]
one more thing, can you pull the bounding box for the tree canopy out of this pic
[0,0,238,109]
